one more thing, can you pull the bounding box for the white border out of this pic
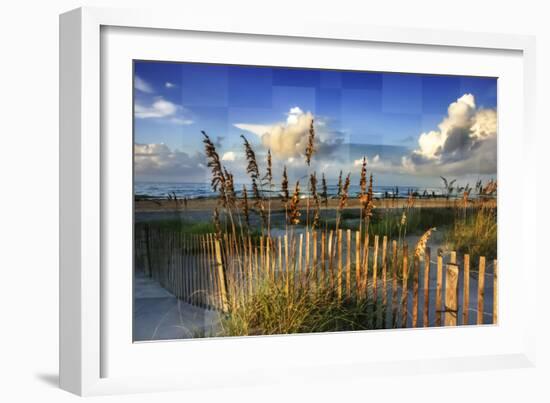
[60,7,537,396]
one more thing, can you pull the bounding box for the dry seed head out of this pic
[202,131,227,205]
[262,149,273,186]
[223,167,237,207]
[338,173,351,210]
[281,165,289,204]
[360,157,367,195]
[414,227,436,260]
[400,211,407,226]
[241,134,260,180]
[241,185,250,227]
[305,118,316,166]
[288,181,301,225]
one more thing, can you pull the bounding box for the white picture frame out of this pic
[60,6,537,396]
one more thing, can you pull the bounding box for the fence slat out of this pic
[214,238,229,313]
[423,247,431,327]
[298,233,303,279]
[313,231,318,288]
[391,240,398,327]
[278,236,282,282]
[355,231,361,298]
[305,231,310,280]
[284,234,289,292]
[362,234,369,298]
[328,230,334,288]
[412,255,419,327]
[382,236,388,307]
[346,229,351,299]
[435,252,443,327]
[401,242,409,328]
[337,229,343,302]
[321,231,326,287]
[477,256,486,325]
[463,254,470,325]
[493,259,498,324]
[444,264,459,326]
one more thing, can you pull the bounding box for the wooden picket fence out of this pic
[135,226,498,328]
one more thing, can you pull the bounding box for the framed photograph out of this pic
[60,7,537,396]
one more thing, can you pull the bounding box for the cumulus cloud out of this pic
[134,143,207,181]
[402,94,497,175]
[134,76,153,93]
[235,107,344,160]
[165,82,176,88]
[221,151,236,161]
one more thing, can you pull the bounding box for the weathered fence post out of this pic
[412,255,419,327]
[463,254,470,325]
[337,229,343,303]
[401,242,409,328]
[355,231,361,299]
[435,251,443,326]
[391,240,398,327]
[493,259,498,324]
[214,238,229,313]
[477,256,486,325]
[346,229,351,299]
[444,264,459,326]
[423,247,431,327]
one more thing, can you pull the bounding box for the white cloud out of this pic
[134,76,153,93]
[402,93,497,176]
[134,143,207,181]
[221,151,236,161]
[287,106,304,124]
[165,82,176,88]
[234,106,342,160]
[135,98,177,119]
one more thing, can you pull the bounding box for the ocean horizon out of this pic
[134,181,459,200]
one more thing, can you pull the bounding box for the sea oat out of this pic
[241,184,250,227]
[305,119,315,166]
[365,173,374,217]
[241,135,260,180]
[241,135,267,228]
[414,227,436,260]
[321,173,328,208]
[262,149,273,187]
[224,167,237,208]
[400,211,407,226]
[202,131,226,200]
[288,181,301,225]
[482,180,497,195]
[281,165,289,204]
[338,173,351,210]
[310,172,320,229]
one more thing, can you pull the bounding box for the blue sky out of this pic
[134,61,497,186]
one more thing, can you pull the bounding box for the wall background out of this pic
[0,1,547,401]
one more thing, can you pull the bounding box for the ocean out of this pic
[135,182,450,200]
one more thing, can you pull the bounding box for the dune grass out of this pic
[445,203,497,262]
[220,275,385,337]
